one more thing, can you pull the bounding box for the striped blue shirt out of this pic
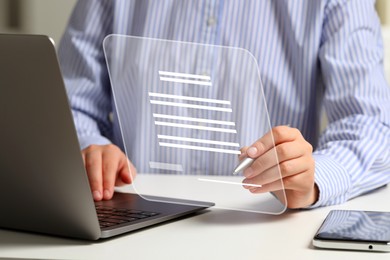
[58,0,390,208]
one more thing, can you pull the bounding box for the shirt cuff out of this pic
[308,153,352,208]
[77,135,112,150]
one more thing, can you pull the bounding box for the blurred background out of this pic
[0,0,76,45]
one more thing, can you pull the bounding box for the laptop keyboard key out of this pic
[96,206,160,229]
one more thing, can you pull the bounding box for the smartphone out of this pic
[313,210,390,252]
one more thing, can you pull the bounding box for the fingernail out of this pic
[103,189,111,199]
[247,147,258,157]
[242,182,251,189]
[93,191,101,200]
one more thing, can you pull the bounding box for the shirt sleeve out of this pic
[57,0,114,149]
[311,0,390,207]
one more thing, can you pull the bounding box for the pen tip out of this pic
[232,168,240,175]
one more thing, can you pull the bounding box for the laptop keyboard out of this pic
[96,206,160,228]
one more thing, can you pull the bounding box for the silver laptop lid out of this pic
[0,34,101,240]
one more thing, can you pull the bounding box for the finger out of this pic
[251,172,316,209]
[246,178,285,194]
[128,160,137,182]
[245,126,298,159]
[242,181,263,190]
[239,146,249,161]
[248,168,313,194]
[84,149,103,201]
[243,156,312,187]
[116,158,136,186]
[81,151,86,165]
[282,169,315,191]
[243,142,305,178]
[101,150,120,200]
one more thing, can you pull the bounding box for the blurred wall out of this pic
[0,0,77,45]
[377,0,390,25]
[377,0,390,83]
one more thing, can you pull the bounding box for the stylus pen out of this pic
[232,157,254,175]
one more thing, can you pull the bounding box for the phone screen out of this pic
[315,210,390,243]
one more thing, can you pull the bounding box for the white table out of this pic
[0,175,389,260]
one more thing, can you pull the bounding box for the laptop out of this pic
[0,34,214,240]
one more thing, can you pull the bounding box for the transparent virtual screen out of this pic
[104,35,286,214]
